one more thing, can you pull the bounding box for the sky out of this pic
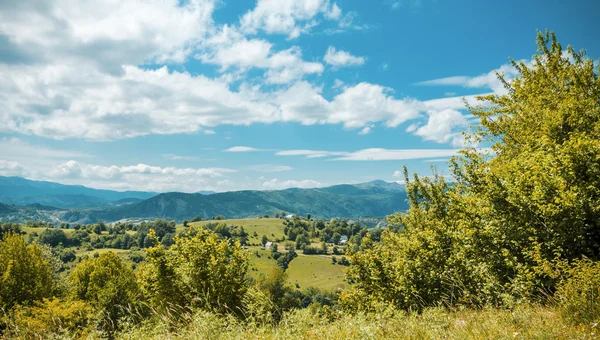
[0,0,598,193]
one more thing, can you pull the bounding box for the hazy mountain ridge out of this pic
[0,176,157,208]
[0,177,408,223]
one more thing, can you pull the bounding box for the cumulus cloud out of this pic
[0,160,26,177]
[412,109,470,147]
[324,46,365,67]
[197,27,323,84]
[239,0,344,39]
[43,160,237,192]
[262,178,321,190]
[52,160,83,178]
[0,0,216,70]
[0,0,495,147]
[392,170,402,177]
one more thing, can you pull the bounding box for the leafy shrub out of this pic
[556,260,600,325]
[8,298,91,338]
[37,228,68,247]
[69,252,139,333]
[138,227,249,315]
[0,233,56,310]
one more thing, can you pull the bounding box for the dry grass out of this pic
[113,305,597,340]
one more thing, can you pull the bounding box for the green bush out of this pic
[8,298,91,338]
[69,252,139,333]
[556,260,600,325]
[0,233,56,310]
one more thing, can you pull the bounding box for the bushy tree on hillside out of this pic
[342,31,600,311]
[138,227,249,315]
[0,223,22,240]
[0,233,56,310]
[38,228,68,247]
[69,252,139,332]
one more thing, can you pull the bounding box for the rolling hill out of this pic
[0,177,409,223]
[0,176,157,208]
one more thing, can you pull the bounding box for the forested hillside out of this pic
[0,180,408,223]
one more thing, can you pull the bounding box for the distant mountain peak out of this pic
[353,180,404,191]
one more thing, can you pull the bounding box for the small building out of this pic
[265,241,273,249]
[283,214,296,220]
[340,235,349,245]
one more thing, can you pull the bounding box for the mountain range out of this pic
[0,177,408,224]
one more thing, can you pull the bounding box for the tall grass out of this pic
[113,304,597,340]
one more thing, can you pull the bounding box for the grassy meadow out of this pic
[185,218,348,290]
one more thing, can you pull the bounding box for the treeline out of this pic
[0,227,336,337]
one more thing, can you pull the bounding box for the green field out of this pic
[21,218,345,291]
[179,218,346,291]
[21,226,76,235]
[183,218,287,242]
[287,254,346,290]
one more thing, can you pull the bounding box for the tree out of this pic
[320,242,328,254]
[138,227,249,315]
[0,233,56,310]
[37,228,68,247]
[332,232,341,245]
[69,252,138,332]
[92,224,102,235]
[306,213,311,221]
[276,248,297,271]
[342,31,600,311]
[261,234,269,246]
[182,219,189,227]
[295,234,308,249]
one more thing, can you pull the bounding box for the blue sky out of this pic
[0,0,598,192]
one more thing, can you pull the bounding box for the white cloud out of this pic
[0,0,495,147]
[358,124,374,135]
[332,79,345,89]
[0,138,90,160]
[162,154,200,161]
[392,170,403,177]
[197,27,323,84]
[0,160,26,177]
[52,160,83,178]
[332,148,461,161]
[276,148,461,161]
[274,81,423,129]
[0,0,216,69]
[248,164,293,172]
[224,146,265,152]
[416,61,523,94]
[262,178,321,190]
[275,150,348,158]
[239,0,344,39]
[324,46,365,67]
[46,160,236,192]
[412,109,470,147]
[204,129,216,135]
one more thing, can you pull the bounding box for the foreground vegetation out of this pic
[1,31,600,339]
